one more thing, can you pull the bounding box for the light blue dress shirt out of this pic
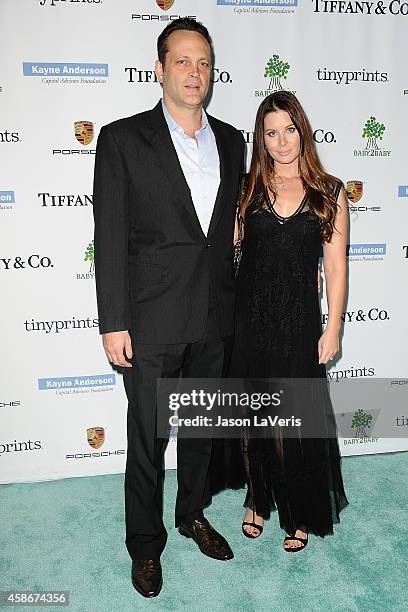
[161,100,220,237]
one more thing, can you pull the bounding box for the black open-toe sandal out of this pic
[242,509,264,539]
[283,533,308,552]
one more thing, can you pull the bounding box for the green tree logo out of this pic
[351,408,373,438]
[362,116,385,150]
[84,240,94,273]
[264,54,290,91]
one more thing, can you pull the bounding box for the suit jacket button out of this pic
[206,243,212,248]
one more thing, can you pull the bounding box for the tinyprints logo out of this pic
[38,374,116,396]
[25,316,99,333]
[0,190,15,211]
[0,439,42,457]
[398,185,408,197]
[316,67,388,85]
[347,243,386,261]
[256,54,296,97]
[328,366,375,382]
[354,116,391,157]
[23,62,109,85]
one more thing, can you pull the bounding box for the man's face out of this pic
[155,30,212,111]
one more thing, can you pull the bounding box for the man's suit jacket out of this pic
[93,101,246,344]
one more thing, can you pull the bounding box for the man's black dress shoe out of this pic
[178,517,234,560]
[131,559,163,598]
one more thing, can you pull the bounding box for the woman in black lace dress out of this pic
[233,91,349,551]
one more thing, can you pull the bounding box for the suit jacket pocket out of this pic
[129,262,164,289]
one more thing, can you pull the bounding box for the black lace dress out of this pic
[222,182,349,537]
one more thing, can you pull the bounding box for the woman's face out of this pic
[263,109,301,167]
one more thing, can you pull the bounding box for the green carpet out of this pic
[1,453,407,612]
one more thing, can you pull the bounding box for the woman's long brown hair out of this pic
[240,91,340,243]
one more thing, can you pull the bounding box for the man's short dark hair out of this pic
[157,18,213,67]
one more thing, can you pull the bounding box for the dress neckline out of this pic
[265,188,309,224]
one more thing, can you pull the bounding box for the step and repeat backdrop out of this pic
[0,0,407,483]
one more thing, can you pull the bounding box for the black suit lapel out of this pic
[144,102,206,240]
[207,116,231,238]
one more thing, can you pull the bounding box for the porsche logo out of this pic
[74,121,94,146]
[87,427,105,449]
[156,0,174,10]
[346,180,363,204]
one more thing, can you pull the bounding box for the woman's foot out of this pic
[242,508,264,538]
[283,527,308,551]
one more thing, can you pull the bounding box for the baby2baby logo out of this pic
[354,115,391,157]
[75,240,94,280]
[255,54,296,97]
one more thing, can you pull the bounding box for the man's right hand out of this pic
[102,331,133,367]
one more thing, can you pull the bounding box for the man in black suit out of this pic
[93,18,245,598]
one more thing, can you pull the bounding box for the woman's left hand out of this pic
[318,329,339,364]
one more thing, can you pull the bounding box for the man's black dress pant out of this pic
[123,298,232,560]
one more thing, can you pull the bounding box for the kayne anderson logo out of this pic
[53,121,96,156]
[217,0,298,13]
[38,374,115,396]
[354,116,391,157]
[0,190,15,212]
[39,0,101,5]
[23,62,109,85]
[398,185,408,197]
[256,54,296,97]
[76,240,94,280]
[38,192,93,207]
[316,67,388,85]
[346,181,381,216]
[347,243,386,262]
[313,0,408,15]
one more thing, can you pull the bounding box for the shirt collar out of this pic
[161,99,208,137]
